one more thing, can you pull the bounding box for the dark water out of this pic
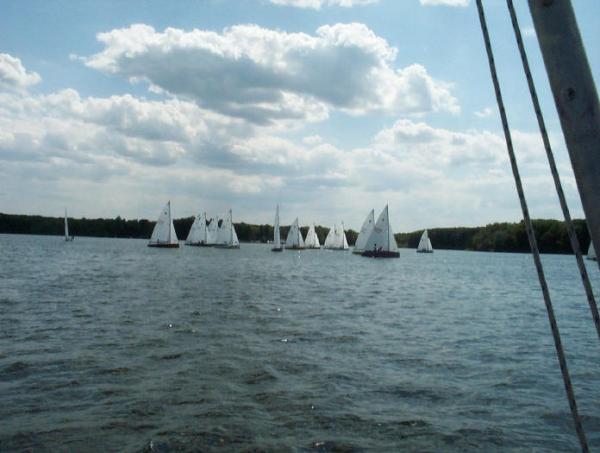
[1,234,599,452]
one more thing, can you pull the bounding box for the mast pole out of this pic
[528,0,600,262]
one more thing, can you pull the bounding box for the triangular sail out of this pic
[149,201,178,245]
[417,229,433,252]
[285,218,304,248]
[324,225,336,248]
[364,205,398,253]
[340,222,349,249]
[589,241,597,260]
[354,209,374,252]
[305,223,320,248]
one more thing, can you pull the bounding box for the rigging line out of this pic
[475,2,589,452]
[507,0,600,342]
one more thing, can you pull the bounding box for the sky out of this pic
[1,0,599,232]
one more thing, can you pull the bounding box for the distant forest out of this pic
[0,213,592,254]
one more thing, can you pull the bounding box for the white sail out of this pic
[340,222,349,250]
[324,223,348,249]
[215,209,239,248]
[206,217,218,245]
[589,241,597,261]
[149,201,179,245]
[273,205,281,248]
[285,218,305,248]
[363,205,398,253]
[324,225,336,248]
[64,208,71,240]
[354,209,374,253]
[417,229,433,252]
[185,212,207,245]
[305,223,320,249]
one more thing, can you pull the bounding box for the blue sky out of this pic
[1,0,599,231]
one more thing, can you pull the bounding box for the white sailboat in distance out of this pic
[185,212,208,246]
[304,223,321,249]
[285,218,305,250]
[324,223,349,250]
[214,209,240,249]
[361,205,399,258]
[353,209,374,254]
[64,209,74,242]
[272,205,283,252]
[417,229,433,253]
[148,201,179,248]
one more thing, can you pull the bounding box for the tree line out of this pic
[395,219,592,254]
[0,213,592,254]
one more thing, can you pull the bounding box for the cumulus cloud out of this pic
[419,0,469,6]
[269,0,378,9]
[0,54,41,91]
[83,23,459,123]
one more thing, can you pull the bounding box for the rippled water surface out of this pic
[1,234,599,452]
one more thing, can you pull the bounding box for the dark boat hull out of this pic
[148,243,179,248]
[361,250,399,258]
[271,247,283,252]
[416,250,433,253]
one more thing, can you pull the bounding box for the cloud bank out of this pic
[83,23,459,124]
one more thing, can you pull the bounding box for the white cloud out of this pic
[419,0,469,6]
[1,53,578,229]
[474,107,493,118]
[0,54,41,91]
[269,0,378,9]
[83,23,459,122]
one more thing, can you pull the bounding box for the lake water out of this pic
[1,234,599,452]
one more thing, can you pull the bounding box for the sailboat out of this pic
[285,218,305,250]
[417,229,433,253]
[361,205,399,258]
[588,241,597,261]
[185,212,208,246]
[352,209,374,254]
[272,205,283,252]
[324,223,349,250]
[214,209,240,249]
[64,209,74,241]
[304,223,321,249]
[148,200,179,248]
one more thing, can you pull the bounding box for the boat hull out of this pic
[185,242,211,247]
[416,250,433,253]
[148,243,179,248]
[361,250,399,258]
[271,247,283,252]
[213,244,240,249]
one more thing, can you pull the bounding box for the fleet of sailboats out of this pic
[64,209,74,242]
[417,229,433,253]
[148,201,179,248]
